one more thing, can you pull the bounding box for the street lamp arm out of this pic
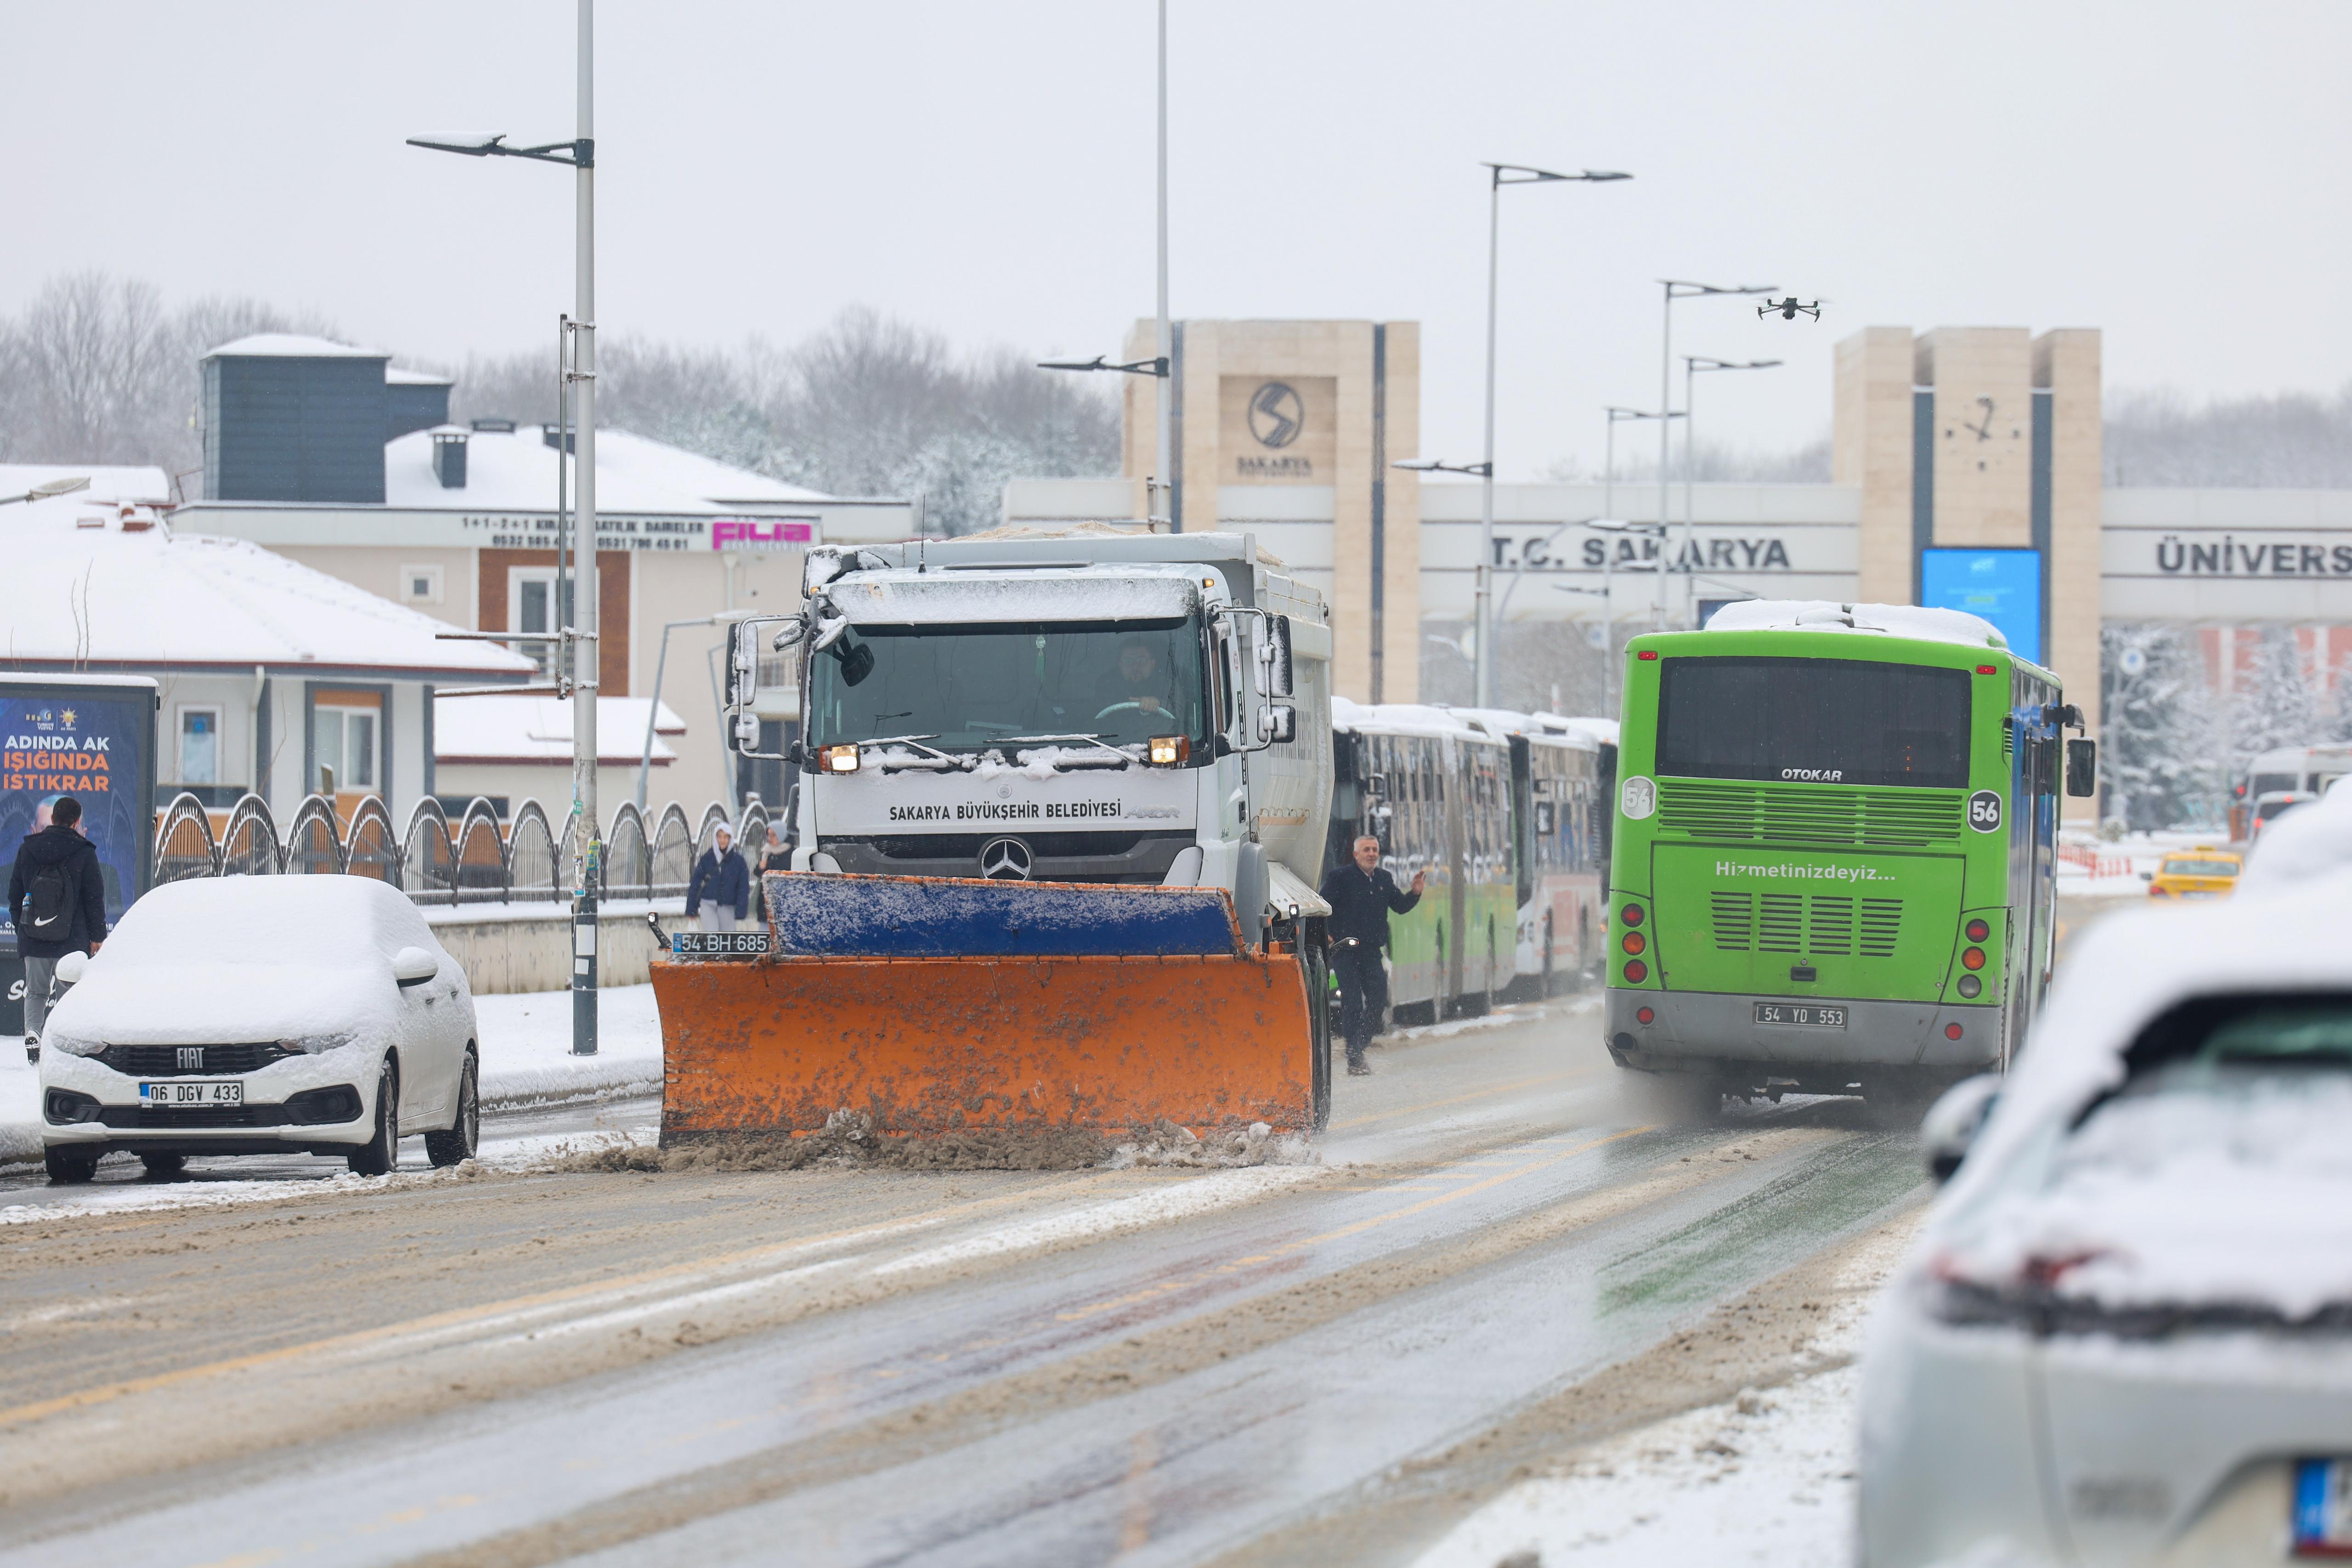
[1486,162,1633,185]
[407,133,593,168]
[1036,355,1169,378]
[1393,458,1491,477]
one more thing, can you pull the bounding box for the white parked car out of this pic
[1861,870,2352,1566]
[39,875,480,1183]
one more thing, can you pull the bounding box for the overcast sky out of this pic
[5,0,2346,477]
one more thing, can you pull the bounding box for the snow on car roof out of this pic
[3,492,534,679]
[2239,787,2352,896]
[1701,599,2007,650]
[103,873,433,966]
[1945,865,2352,1214]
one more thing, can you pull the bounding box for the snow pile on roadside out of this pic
[0,1070,41,1166]
[1108,1118,1315,1168]
[473,983,664,1109]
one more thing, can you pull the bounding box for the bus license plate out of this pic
[140,1080,243,1107]
[1753,1002,1847,1029]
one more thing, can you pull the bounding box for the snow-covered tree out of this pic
[2101,623,2228,830]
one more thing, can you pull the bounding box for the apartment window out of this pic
[509,566,559,676]
[313,704,379,794]
[402,563,444,605]
[177,707,222,785]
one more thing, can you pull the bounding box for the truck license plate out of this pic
[2294,1459,2352,1554]
[140,1080,243,1107]
[1753,1002,1847,1029]
[671,930,770,957]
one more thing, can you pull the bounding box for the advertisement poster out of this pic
[2,680,156,1032]
[1920,548,2043,664]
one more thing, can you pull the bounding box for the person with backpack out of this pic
[9,795,108,1064]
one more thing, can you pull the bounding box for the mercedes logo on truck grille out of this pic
[978,837,1034,880]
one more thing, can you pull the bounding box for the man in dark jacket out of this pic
[1319,834,1425,1076]
[686,824,750,933]
[9,795,108,1063]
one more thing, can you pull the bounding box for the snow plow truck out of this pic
[651,528,1338,1149]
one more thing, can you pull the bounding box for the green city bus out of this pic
[1604,601,2097,1101]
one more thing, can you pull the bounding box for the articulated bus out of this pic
[1328,700,1517,1021]
[1448,708,1609,996]
[1604,601,2097,1101]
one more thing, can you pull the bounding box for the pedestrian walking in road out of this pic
[1318,834,1425,1076]
[687,824,749,934]
[752,825,792,922]
[8,795,108,1064]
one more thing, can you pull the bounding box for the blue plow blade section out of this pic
[762,872,1243,959]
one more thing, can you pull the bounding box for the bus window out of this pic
[1655,656,1972,789]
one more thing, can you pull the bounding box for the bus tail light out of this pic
[1965,918,1990,942]
[1624,959,1649,984]
[1962,947,1986,971]
[1945,1022,1964,1041]
[1621,932,1646,956]
[1620,903,1644,928]
[1636,1006,1655,1025]
[1957,975,1982,999]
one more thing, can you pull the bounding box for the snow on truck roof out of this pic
[1701,599,2007,650]
[825,566,1203,625]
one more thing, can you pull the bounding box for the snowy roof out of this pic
[435,695,686,765]
[1701,599,2007,651]
[386,366,454,386]
[0,464,171,506]
[203,333,385,360]
[1331,697,1498,745]
[826,566,1200,625]
[1442,706,1600,751]
[0,492,534,679]
[1539,714,1619,748]
[378,425,831,514]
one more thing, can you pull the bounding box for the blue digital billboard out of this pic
[1920,548,2042,664]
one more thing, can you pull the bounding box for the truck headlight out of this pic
[1148,736,1189,766]
[820,744,861,774]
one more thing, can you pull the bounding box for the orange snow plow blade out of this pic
[653,873,1323,1144]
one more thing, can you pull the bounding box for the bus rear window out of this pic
[1654,656,1971,789]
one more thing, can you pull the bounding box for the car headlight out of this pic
[279,1030,359,1054]
[42,1029,104,1057]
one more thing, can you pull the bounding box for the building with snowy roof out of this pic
[175,334,919,810]
[0,463,534,826]
[430,693,689,820]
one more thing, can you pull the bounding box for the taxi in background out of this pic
[2145,845,2243,900]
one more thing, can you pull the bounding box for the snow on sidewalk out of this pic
[0,983,667,1166]
[1411,1216,1923,1568]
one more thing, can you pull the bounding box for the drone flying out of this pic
[1759,297,1822,321]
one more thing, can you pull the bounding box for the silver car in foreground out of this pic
[1861,868,2352,1566]
[38,875,480,1182]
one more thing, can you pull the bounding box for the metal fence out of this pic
[151,792,779,909]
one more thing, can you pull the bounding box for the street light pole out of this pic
[570,0,600,1057]
[1155,0,1171,530]
[1602,406,1677,526]
[1679,356,1781,626]
[1472,162,1629,708]
[1655,281,1775,629]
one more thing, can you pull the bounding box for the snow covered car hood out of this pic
[47,961,401,1048]
[1921,866,2352,1320]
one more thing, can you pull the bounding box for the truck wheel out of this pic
[45,1145,100,1184]
[348,1057,400,1177]
[425,1051,480,1168]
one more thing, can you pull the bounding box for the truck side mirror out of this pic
[1261,615,1295,698]
[726,616,800,761]
[2066,737,2098,798]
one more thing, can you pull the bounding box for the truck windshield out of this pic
[1655,655,1972,789]
[808,618,1210,754]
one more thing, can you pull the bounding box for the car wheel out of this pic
[425,1051,479,1168]
[347,1056,399,1177]
[45,1145,99,1184]
[140,1153,187,1178]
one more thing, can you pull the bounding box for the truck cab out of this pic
[724,529,1334,946]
